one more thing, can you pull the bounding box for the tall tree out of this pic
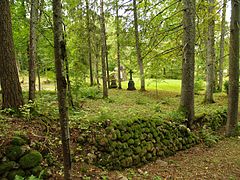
[86,0,94,86]
[100,0,108,98]
[116,0,122,89]
[180,0,196,128]
[29,0,38,101]
[133,0,145,91]
[218,0,227,91]
[0,0,24,109]
[52,0,71,178]
[226,0,240,136]
[205,0,215,103]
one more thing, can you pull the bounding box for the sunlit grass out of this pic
[121,78,181,92]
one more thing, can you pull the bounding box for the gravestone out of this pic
[127,70,136,90]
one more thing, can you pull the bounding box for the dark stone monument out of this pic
[127,70,136,90]
[110,79,118,88]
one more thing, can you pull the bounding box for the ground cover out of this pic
[0,79,239,179]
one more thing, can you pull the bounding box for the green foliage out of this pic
[224,80,229,94]
[194,79,204,94]
[200,127,220,147]
[79,86,101,99]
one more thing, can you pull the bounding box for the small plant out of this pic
[200,126,220,147]
[224,80,229,94]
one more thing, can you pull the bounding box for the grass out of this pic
[121,78,181,92]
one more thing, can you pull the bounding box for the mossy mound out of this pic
[79,118,199,169]
[0,135,44,179]
[11,135,29,146]
[19,150,42,169]
[6,145,24,161]
[7,169,25,180]
[0,161,16,175]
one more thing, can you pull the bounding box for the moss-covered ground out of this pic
[0,81,239,179]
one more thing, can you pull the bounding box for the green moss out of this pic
[0,161,15,175]
[11,136,28,146]
[31,165,43,176]
[128,139,134,145]
[7,169,25,180]
[6,145,24,161]
[98,137,108,146]
[19,150,42,169]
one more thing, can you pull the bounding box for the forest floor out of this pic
[1,86,240,179]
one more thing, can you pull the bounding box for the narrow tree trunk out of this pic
[52,0,71,178]
[29,0,37,102]
[100,0,108,98]
[116,1,122,89]
[205,0,215,103]
[86,0,94,86]
[95,42,100,89]
[180,0,196,128]
[65,53,74,108]
[218,0,227,92]
[226,0,239,136]
[105,45,110,88]
[0,0,24,109]
[37,62,41,92]
[133,0,145,91]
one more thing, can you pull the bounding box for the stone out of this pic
[19,150,42,169]
[6,145,24,161]
[0,161,15,175]
[7,169,25,180]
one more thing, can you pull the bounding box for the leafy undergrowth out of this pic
[1,89,239,179]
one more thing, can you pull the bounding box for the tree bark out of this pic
[29,0,37,102]
[226,0,240,136]
[116,1,122,89]
[105,45,110,89]
[133,0,145,91]
[0,0,24,109]
[100,0,108,98]
[52,0,71,178]
[180,0,196,128]
[86,0,94,86]
[205,0,215,103]
[218,0,227,92]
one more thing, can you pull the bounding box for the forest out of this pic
[0,0,240,179]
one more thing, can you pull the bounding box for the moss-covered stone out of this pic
[19,150,42,169]
[0,161,16,175]
[6,145,24,161]
[31,165,43,176]
[7,169,25,180]
[11,136,28,146]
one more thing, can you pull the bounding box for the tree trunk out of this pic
[52,0,71,178]
[0,0,24,109]
[29,0,37,102]
[180,0,196,128]
[100,0,108,98]
[106,45,110,89]
[133,0,145,91]
[86,0,94,86]
[95,42,100,89]
[116,1,122,89]
[205,0,215,103]
[226,0,239,136]
[218,0,227,92]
